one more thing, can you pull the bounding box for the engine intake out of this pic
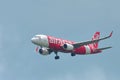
[39,48,50,55]
[63,43,74,50]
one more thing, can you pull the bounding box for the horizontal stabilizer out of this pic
[97,46,112,51]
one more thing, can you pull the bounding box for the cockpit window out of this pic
[35,35,41,39]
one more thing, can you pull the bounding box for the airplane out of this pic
[31,31,113,60]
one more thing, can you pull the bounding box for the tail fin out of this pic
[91,32,100,49]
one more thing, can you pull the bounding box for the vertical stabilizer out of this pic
[91,32,100,49]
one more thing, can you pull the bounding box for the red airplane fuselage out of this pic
[31,31,112,59]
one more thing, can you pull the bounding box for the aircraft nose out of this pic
[31,37,36,43]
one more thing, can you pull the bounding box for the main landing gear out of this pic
[54,52,76,60]
[71,53,76,56]
[54,52,60,60]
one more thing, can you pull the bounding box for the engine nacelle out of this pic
[63,43,74,50]
[39,48,50,55]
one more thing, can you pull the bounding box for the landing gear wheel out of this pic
[55,56,60,60]
[54,51,60,60]
[71,53,76,56]
[39,48,43,54]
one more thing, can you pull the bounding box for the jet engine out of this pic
[39,48,50,55]
[63,43,74,50]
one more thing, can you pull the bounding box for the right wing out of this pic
[73,31,113,48]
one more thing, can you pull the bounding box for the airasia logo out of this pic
[92,33,100,48]
[48,36,73,46]
[93,33,100,40]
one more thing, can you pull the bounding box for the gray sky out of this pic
[0,0,120,80]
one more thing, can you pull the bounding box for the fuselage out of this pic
[31,31,112,59]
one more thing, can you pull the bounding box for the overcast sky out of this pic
[0,0,120,80]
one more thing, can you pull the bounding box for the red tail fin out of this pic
[92,32,100,49]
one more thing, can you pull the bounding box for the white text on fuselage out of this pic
[49,36,73,45]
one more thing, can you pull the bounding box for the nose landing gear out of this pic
[55,56,60,60]
[54,52,60,60]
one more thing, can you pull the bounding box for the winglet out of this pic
[109,31,113,37]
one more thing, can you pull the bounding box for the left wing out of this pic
[73,31,113,48]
